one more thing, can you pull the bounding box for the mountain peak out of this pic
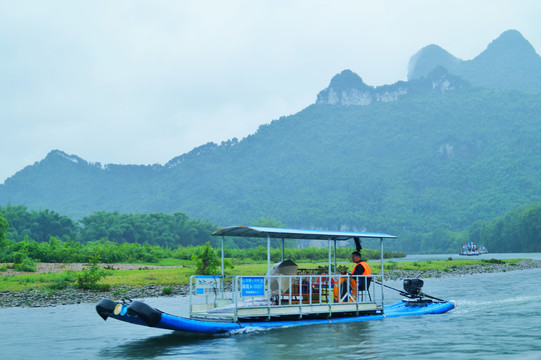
[327,70,369,91]
[46,150,83,164]
[407,29,541,94]
[316,70,373,105]
[476,29,539,61]
[488,29,531,49]
[408,44,460,80]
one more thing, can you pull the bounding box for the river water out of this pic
[2,254,541,360]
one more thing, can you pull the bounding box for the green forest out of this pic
[1,205,215,247]
[0,205,404,267]
[1,199,540,266]
[468,201,541,253]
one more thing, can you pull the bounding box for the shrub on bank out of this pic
[75,252,111,290]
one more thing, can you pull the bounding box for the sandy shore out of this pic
[0,262,187,277]
[0,263,190,308]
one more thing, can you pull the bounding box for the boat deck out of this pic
[191,302,381,322]
[189,273,381,322]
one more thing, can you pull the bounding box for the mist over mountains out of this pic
[1,30,540,252]
[408,29,541,94]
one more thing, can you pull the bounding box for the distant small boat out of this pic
[459,243,488,256]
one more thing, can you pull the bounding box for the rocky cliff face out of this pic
[315,67,465,106]
[316,70,410,106]
[316,30,541,107]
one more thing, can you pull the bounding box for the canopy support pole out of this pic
[380,237,384,306]
[267,234,271,275]
[221,235,225,296]
[281,238,285,262]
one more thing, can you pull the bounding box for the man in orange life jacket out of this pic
[340,251,372,293]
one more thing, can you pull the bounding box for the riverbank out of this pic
[2,259,541,308]
[382,258,541,280]
[0,284,190,308]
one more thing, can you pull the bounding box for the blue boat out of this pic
[96,226,455,334]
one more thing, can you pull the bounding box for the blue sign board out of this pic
[241,277,265,297]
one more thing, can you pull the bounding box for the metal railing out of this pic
[189,273,383,320]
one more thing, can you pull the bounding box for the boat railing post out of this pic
[354,275,358,304]
[299,274,303,307]
[233,276,238,321]
[267,234,271,275]
[277,274,282,306]
[333,239,337,277]
[266,276,271,320]
[354,275,359,311]
[289,275,292,305]
[189,275,193,318]
[316,273,321,303]
[267,234,271,316]
[356,276,360,303]
[355,275,359,303]
[327,238,332,302]
[309,275,313,305]
[347,274,351,303]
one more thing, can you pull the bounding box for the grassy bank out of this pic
[382,258,525,272]
[0,258,530,292]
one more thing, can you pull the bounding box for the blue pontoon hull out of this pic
[96,298,455,334]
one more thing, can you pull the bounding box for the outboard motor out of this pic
[403,278,424,298]
[400,278,447,307]
[375,278,446,307]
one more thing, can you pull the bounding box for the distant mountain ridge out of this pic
[317,30,540,106]
[408,30,541,94]
[1,30,541,254]
[316,67,468,106]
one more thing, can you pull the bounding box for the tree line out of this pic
[1,205,216,247]
[400,200,541,254]
[0,205,405,265]
[0,235,403,266]
[467,201,541,253]
[2,201,540,257]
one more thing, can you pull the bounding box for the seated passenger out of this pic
[340,251,371,291]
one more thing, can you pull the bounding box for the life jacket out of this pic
[333,262,371,302]
[351,261,371,276]
[333,277,357,302]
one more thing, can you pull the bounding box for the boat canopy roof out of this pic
[212,226,396,241]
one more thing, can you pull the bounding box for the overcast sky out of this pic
[1,1,540,183]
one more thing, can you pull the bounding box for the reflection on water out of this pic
[99,320,377,360]
[99,332,221,359]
